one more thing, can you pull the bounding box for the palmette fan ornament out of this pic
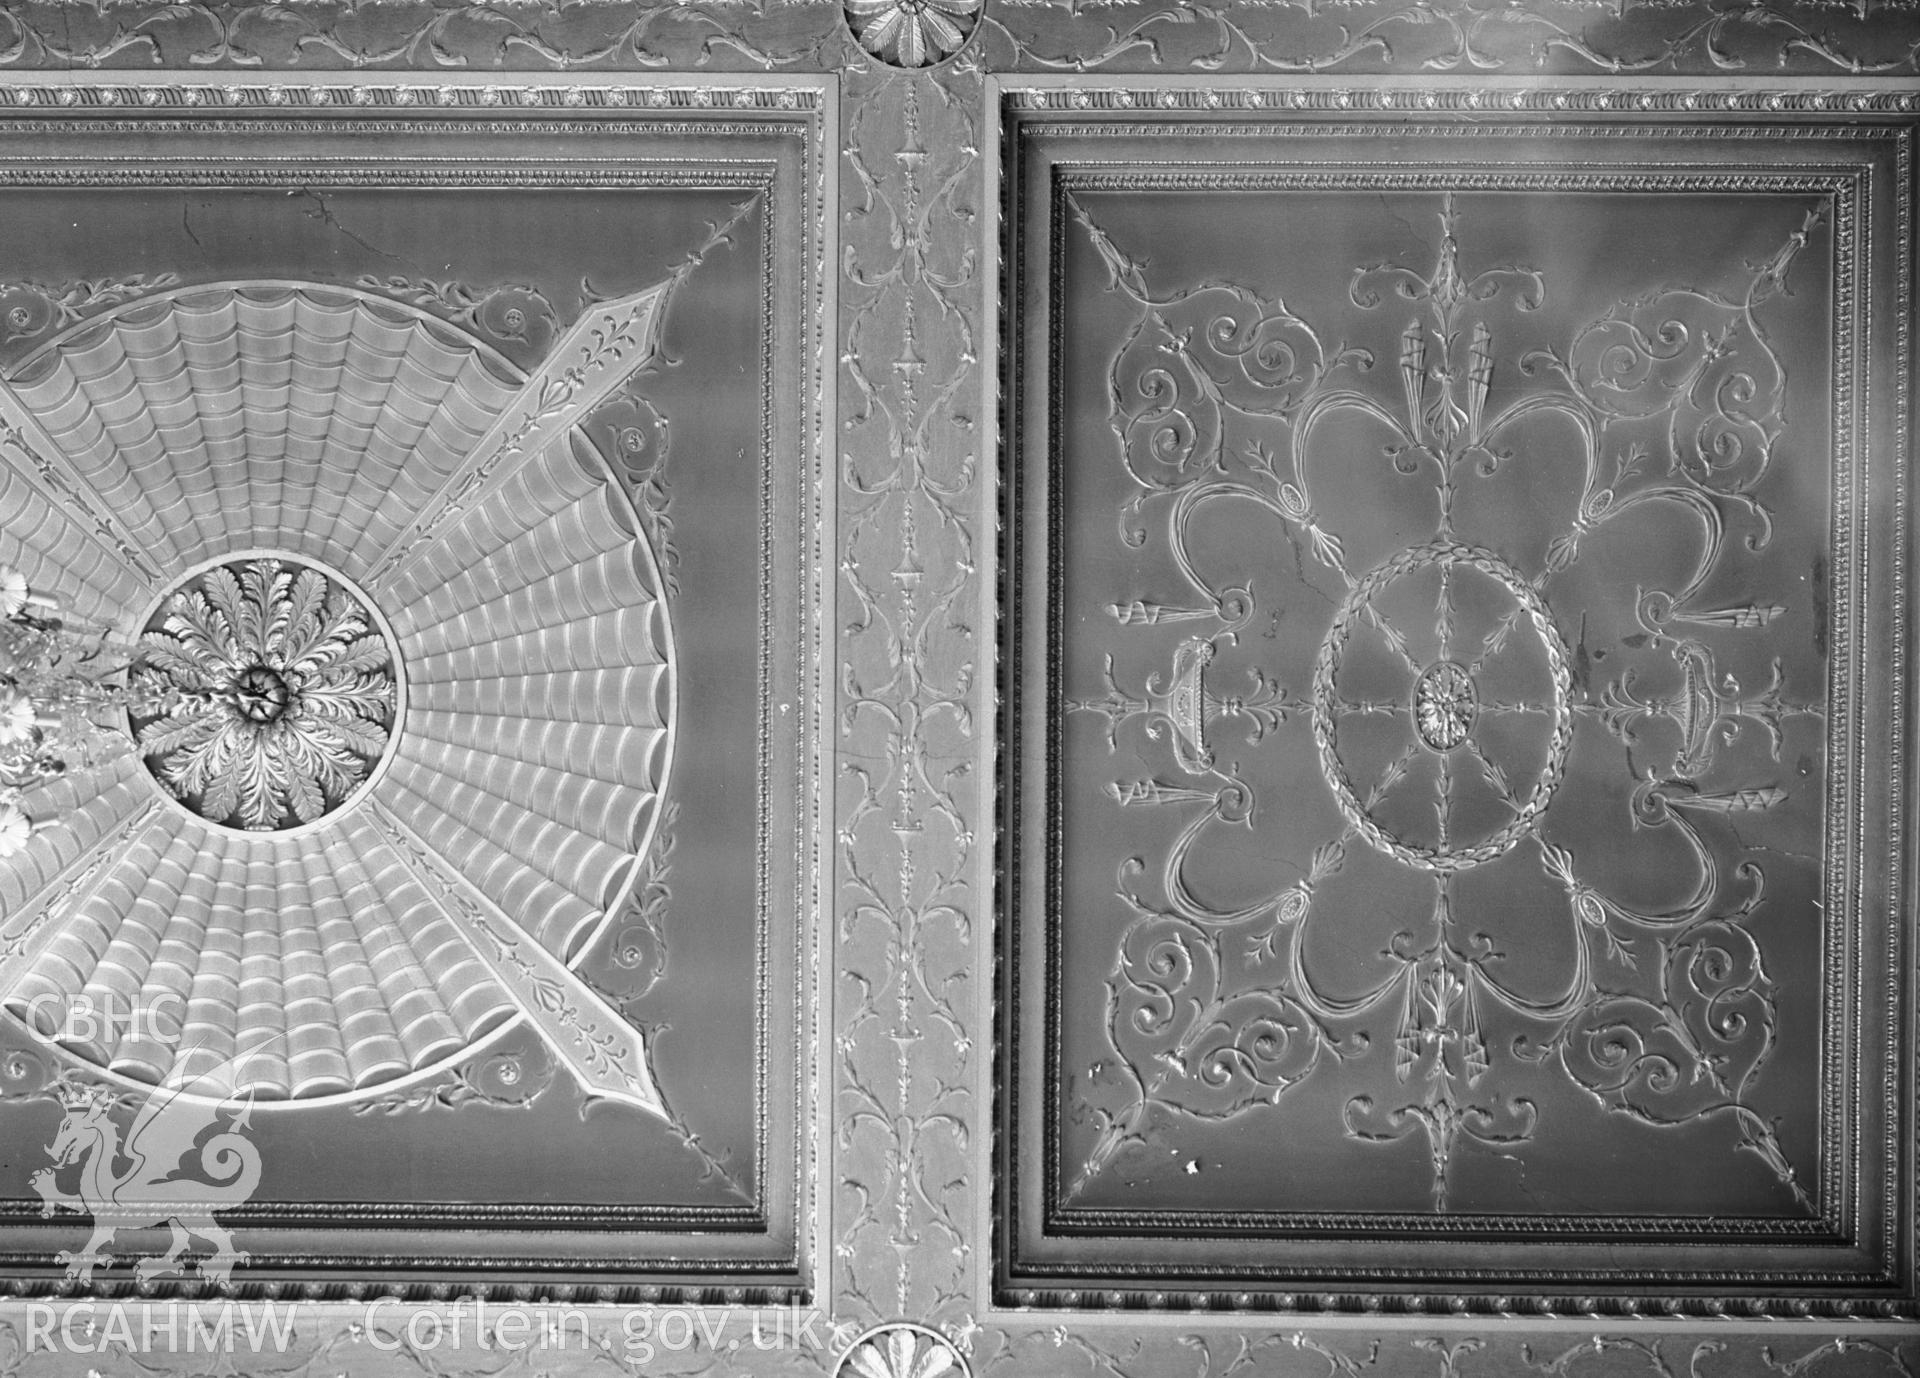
[835,1325,966,1378]
[0,273,696,1113]
[843,0,980,66]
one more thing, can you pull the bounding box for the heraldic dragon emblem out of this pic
[29,1045,267,1285]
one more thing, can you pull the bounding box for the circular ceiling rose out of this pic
[0,282,675,1107]
[131,554,403,834]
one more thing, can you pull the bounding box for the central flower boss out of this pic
[132,556,397,831]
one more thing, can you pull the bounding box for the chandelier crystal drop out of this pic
[0,565,173,859]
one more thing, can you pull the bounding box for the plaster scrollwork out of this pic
[0,3,847,73]
[1078,906,1334,1196]
[564,793,750,1200]
[0,0,1904,76]
[593,357,682,598]
[353,276,561,350]
[1068,191,1824,1212]
[351,1031,558,1115]
[979,3,1421,75]
[980,0,1920,76]
[589,798,679,1008]
[0,274,179,347]
[837,69,981,1329]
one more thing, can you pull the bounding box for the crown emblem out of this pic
[53,1079,107,1113]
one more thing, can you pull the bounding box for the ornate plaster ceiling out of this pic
[0,281,675,1110]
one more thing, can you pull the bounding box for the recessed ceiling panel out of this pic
[0,90,827,1296]
[1000,98,1912,1308]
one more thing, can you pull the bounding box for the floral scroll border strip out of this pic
[0,0,1912,77]
[0,1,848,74]
[995,88,1913,1321]
[836,63,986,1341]
[978,0,1920,78]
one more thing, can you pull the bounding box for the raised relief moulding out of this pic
[0,281,677,1115]
[1004,101,1910,1310]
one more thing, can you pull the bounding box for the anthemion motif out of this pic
[835,1323,969,1378]
[1068,193,1824,1211]
[843,0,981,67]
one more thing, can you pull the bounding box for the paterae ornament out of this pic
[133,554,400,833]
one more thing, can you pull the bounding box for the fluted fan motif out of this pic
[0,282,677,1109]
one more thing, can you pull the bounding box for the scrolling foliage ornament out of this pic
[1067,194,1823,1211]
[0,0,1910,75]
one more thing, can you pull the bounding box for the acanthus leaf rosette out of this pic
[134,557,396,832]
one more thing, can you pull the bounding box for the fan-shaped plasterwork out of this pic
[133,554,402,833]
[0,281,677,1112]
